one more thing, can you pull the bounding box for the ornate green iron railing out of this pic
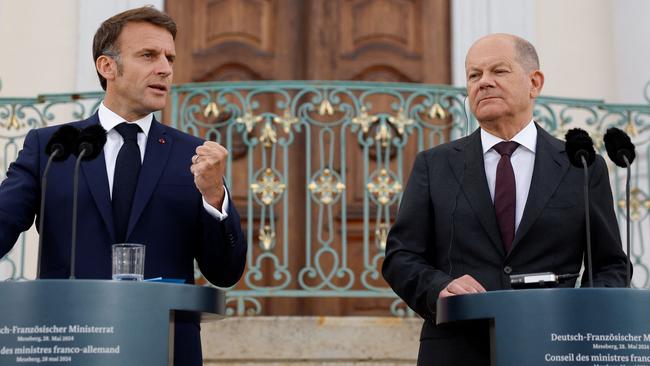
[1,81,649,316]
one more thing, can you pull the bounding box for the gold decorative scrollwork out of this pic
[428,103,447,119]
[318,98,335,116]
[367,169,402,205]
[259,123,277,147]
[203,102,220,118]
[352,106,377,133]
[250,168,286,205]
[0,111,21,131]
[308,169,346,205]
[258,225,276,251]
[388,107,415,135]
[375,223,389,251]
[236,107,262,133]
[374,124,391,147]
[618,187,650,221]
[625,117,637,137]
[273,108,298,133]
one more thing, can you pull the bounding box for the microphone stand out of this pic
[581,155,593,288]
[624,155,631,288]
[69,148,89,279]
[36,149,61,279]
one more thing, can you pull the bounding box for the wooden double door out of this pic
[166,0,451,316]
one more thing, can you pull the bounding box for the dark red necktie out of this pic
[493,141,519,252]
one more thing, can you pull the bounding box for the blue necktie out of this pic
[112,123,142,243]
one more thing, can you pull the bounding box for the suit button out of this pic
[503,266,512,274]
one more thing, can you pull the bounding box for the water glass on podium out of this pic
[112,243,145,281]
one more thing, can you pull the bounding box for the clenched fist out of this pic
[190,141,228,209]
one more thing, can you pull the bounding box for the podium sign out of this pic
[437,288,650,366]
[0,280,224,366]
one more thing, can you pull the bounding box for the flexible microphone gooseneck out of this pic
[38,125,80,278]
[69,125,106,279]
[565,128,596,287]
[604,127,637,288]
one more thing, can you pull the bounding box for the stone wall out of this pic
[201,316,423,365]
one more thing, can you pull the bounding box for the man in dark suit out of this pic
[382,33,628,365]
[0,7,246,366]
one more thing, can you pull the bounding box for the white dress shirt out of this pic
[98,103,229,220]
[481,120,537,232]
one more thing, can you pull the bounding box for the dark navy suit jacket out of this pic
[0,113,247,366]
[382,125,628,365]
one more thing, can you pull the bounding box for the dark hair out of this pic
[512,36,540,72]
[92,6,177,90]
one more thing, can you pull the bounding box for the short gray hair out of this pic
[512,36,540,72]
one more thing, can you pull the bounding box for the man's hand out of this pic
[439,274,486,298]
[190,141,227,209]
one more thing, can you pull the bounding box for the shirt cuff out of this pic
[202,187,230,221]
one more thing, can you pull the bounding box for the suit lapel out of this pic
[449,130,505,255]
[511,124,569,252]
[78,114,116,242]
[126,119,173,239]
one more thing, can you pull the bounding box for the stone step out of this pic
[201,316,422,365]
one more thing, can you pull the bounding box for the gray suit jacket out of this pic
[382,124,628,365]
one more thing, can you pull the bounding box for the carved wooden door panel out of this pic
[166,0,451,316]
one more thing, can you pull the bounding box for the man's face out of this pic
[102,22,175,120]
[465,36,537,125]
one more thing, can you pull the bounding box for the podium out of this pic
[437,288,650,366]
[0,280,225,365]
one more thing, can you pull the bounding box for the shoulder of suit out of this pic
[535,123,565,150]
[417,132,476,159]
[534,123,608,168]
[32,117,93,138]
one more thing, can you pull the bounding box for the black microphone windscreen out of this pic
[75,124,107,160]
[45,125,80,161]
[565,128,596,167]
[604,127,636,167]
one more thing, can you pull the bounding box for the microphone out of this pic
[565,128,596,287]
[69,124,107,279]
[510,272,580,289]
[45,125,80,161]
[604,127,637,287]
[74,124,107,160]
[604,127,636,168]
[565,128,596,167]
[37,125,80,278]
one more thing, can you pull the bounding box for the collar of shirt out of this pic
[480,119,537,232]
[98,102,153,137]
[99,103,152,197]
[480,119,537,155]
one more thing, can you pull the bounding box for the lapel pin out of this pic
[158,138,166,144]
